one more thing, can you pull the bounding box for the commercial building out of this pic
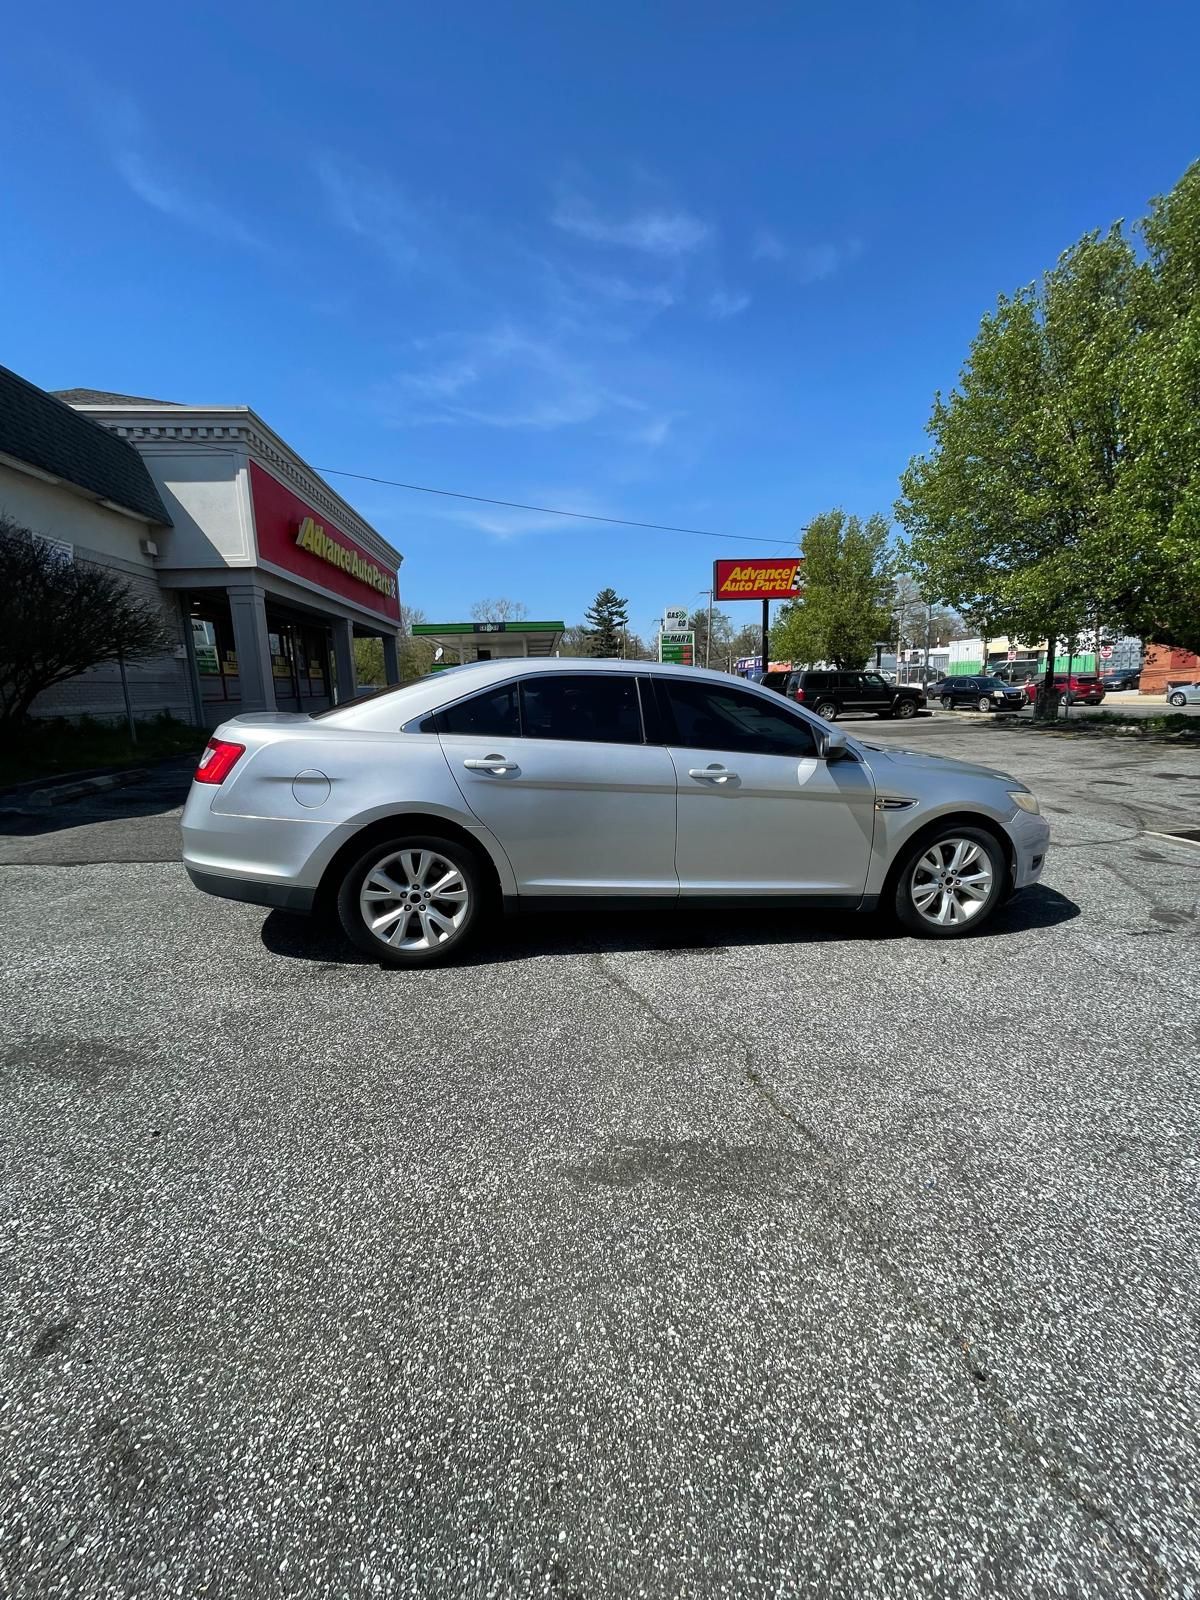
[1,363,403,728]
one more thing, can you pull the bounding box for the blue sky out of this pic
[2,2,1198,642]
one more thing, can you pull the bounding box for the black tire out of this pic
[892,825,1007,940]
[941,695,954,711]
[814,700,838,721]
[977,695,993,713]
[337,833,485,967]
[1169,693,1187,707]
[893,698,917,720]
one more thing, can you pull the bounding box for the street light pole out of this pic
[698,588,714,668]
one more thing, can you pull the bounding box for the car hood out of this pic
[856,742,1018,786]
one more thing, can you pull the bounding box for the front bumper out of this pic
[1004,808,1051,889]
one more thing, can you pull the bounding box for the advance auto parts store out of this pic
[62,394,404,723]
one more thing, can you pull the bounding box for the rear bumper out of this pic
[185,866,315,914]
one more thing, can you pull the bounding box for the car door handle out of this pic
[463,756,519,774]
[688,765,737,783]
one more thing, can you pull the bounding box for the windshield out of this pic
[976,676,1011,689]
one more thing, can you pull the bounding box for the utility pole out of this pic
[698,588,714,668]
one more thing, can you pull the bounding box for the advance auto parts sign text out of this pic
[295,517,397,599]
[713,558,804,600]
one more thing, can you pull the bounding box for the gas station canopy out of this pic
[411,620,566,664]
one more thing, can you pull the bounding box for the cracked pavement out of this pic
[1,722,1197,1598]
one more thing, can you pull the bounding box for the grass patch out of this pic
[0,713,208,788]
[998,710,1200,740]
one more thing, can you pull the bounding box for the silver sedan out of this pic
[1167,683,1200,706]
[182,659,1050,966]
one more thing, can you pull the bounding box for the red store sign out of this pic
[250,461,400,623]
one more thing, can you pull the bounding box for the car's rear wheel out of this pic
[814,700,838,720]
[1170,692,1187,707]
[893,826,1006,939]
[337,835,483,966]
[893,698,917,719]
[941,695,954,711]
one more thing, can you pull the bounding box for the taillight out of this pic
[194,738,246,785]
[792,687,806,702]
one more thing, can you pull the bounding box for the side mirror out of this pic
[816,724,849,762]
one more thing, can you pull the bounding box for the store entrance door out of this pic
[267,615,333,713]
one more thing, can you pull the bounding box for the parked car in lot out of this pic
[930,675,1026,713]
[183,660,1047,965]
[1101,669,1141,692]
[781,669,926,720]
[753,669,792,693]
[1021,673,1106,706]
[1166,682,1200,706]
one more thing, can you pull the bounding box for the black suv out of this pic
[781,669,925,720]
[931,675,1026,713]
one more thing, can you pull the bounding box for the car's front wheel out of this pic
[893,698,917,719]
[337,835,484,966]
[893,826,1006,939]
[977,695,993,712]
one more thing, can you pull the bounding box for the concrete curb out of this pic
[0,767,152,811]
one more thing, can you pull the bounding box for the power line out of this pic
[312,465,789,546]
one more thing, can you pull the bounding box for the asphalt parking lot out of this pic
[2,722,1198,1599]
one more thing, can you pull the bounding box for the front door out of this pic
[440,672,678,896]
[659,677,876,898]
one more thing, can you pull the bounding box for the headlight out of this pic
[1009,790,1040,815]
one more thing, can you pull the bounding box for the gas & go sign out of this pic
[713,558,804,600]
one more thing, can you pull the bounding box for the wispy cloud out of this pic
[106,100,263,249]
[314,154,447,273]
[552,192,711,257]
[751,228,788,263]
[751,230,863,283]
[707,288,752,319]
[576,272,677,309]
[384,325,646,432]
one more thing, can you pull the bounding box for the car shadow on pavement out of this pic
[259,883,1080,969]
[0,758,195,838]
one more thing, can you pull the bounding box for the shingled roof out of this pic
[0,365,171,525]
[52,388,182,406]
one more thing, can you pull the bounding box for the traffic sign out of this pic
[1007,648,1017,661]
[1100,645,1113,661]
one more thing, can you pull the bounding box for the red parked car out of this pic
[1021,673,1106,705]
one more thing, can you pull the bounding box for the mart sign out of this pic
[713,558,804,601]
[659,630,695,665]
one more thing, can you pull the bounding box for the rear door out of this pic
[440,672,678,896]
[659,677,875,898]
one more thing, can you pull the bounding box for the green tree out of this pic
[688,605,734,668]
[1111,161,1200,654]
[0,517,172,724]
[772,510,894,669]
[583,587,629,656]
[897,223,1141,710]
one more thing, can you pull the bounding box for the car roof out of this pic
[321,654,792,730]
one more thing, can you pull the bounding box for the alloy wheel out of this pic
[977,695,992,712]
[359,846,470,950]
[895,699,916,718]
[815,700,838,720]
[941,696,954,711]
[909,838,995,928]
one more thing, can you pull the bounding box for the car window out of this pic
[664,679,817,757]
[862,673,889,690]
[803,672,831,689]
[520,674,644,744]
[437,683,520,738]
